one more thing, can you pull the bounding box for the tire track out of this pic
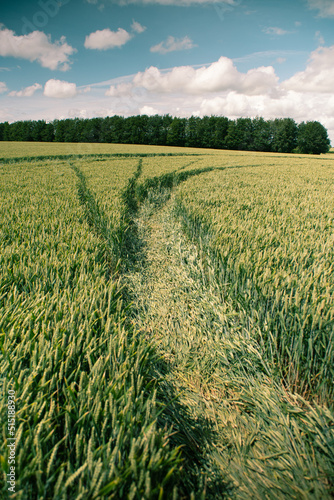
[123,184,334,500]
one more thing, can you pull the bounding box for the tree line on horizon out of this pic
[0,115,331,155]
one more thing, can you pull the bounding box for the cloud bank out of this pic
[283,45,334,92]
[84,20,146,50]
[2,45,334,144]
[84,28,132,50]
[132,57,278,95]
[9,83,42,97]
[44,79,77,98]
[0,28,76,71]
[100,48,334,142]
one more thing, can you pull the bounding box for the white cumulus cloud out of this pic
[150,36,196,54]
[133,57,279,95]
[282,45,334,93]
[0,28,76,71]
[44,79,77,98]
[9,83,42,97]
[197,91,309,121]
[84,28,132,50]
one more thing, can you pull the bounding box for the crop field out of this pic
[0,142,334,499]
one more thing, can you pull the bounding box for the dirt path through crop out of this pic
[122,187,334,500]
[123,191,235,496]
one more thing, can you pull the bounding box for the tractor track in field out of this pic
[70,159,231,496]
[122,190,231,497]
[121,175,334,500]
[71,159,334,499]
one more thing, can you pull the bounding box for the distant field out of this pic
[1,140,332,159]
[0,140,214,159]
[1,143,333,499]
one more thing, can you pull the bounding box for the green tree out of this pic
[53,120,66,142]
[270,118,298,153]
[0,122,7,141]
[124,115,148,144]
[7,121,33,141]
[107,116,125,143]
[252,117,272,152]
[166,117,186,147]
[31,120,50,142]
[185,116,201,148]
[84,117,103,143]
[297,121,331,155]
[159,115,173,145]
[225,118,253,150]
[212,116,229,149]
[143,115,163,145]
[2,122,10,141]
[197,116,216,148]
[41,123,55,142]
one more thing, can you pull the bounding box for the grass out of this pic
[0,158,184,499]
[0,144,334,498]
[123,181,334,499]
[175,163,334,402]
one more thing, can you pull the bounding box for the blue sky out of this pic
[1,0,334,142]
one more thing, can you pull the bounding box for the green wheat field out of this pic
[1,142,334,499]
